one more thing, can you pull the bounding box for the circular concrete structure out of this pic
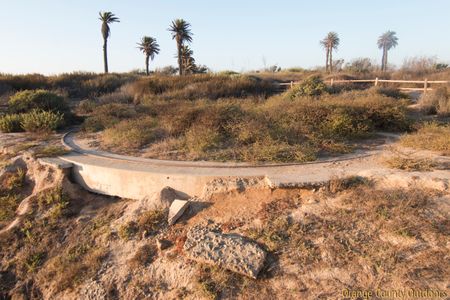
[60,131,396,200]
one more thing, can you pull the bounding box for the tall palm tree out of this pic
[168,19,193,75]
[137,36,160,75]
[378,31,398,72]
[320,32,340,73]
[99,11,120,74]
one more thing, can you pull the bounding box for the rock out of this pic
[183,225,266,279]
[157,239,173,251]
[168,200,190,225]
[142,186,180,210]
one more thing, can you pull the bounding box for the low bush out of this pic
[0,114,23,133]
[76,99,98,115]
[288,75,327,98]
[20,110,64,133]
[8,89,69,114]
[400,122,450,154]
[418,87,450,116]
[102,117,165,151]
[82,103,137,132]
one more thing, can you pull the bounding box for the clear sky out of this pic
[1,0,449,74]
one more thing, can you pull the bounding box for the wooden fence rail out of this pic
[279,78,450,93]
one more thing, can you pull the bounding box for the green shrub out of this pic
[321,108,371,139]
[289,75,327,97]
[20,110,64,133]
[8,89,69,114]
[0,114,23,133]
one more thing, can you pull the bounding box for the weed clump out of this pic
[102,117,165,151]
[400,122,450,154]
[128,243,157,269]
[418,87,450,116]
[82,103,136,132]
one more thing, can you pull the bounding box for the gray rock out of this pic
[183,225,266,278]
[168,199,190,225]
[142,186,179,210]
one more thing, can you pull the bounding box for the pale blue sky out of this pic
[0,0,449,74]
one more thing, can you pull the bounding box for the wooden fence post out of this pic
[290,81,293,89]
[424,78,428,94]
[330,78,334,87]
[374,77,379,87]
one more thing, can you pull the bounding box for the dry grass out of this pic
[195,264,246,299]
[118,209,166,240]
[128,74,276,103]
[384,155,436,171]
[418,87,450,116]
[101,117,165,151]
[240,185,448,298]
[32,145,69,158]
[136,209,166,237]
[400,123,450,155]
[93,90,411,163]
[0,168,26,228]
[128,243,157,269]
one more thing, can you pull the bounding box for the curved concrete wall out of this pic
[60,152,271,200]
[70,162,219,199]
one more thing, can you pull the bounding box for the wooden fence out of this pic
[280,78,450,93]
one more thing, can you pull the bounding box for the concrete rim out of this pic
[62,130,397,169]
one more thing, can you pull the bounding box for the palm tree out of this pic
[168,19,193,75]
[320,32,340,73]
[137,36,160,75]
[99,11,120,74]
[378,31,398,72]
[181,45,196,74]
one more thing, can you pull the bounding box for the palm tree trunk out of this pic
[103,39,108,74]
[325,48,329,72]
[381,48,385,72]
[384,49,388,72]
[329,48,333,73]
[145,55,150,76]
[177,38,183,76]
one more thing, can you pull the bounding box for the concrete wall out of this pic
[70,162,220,200]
